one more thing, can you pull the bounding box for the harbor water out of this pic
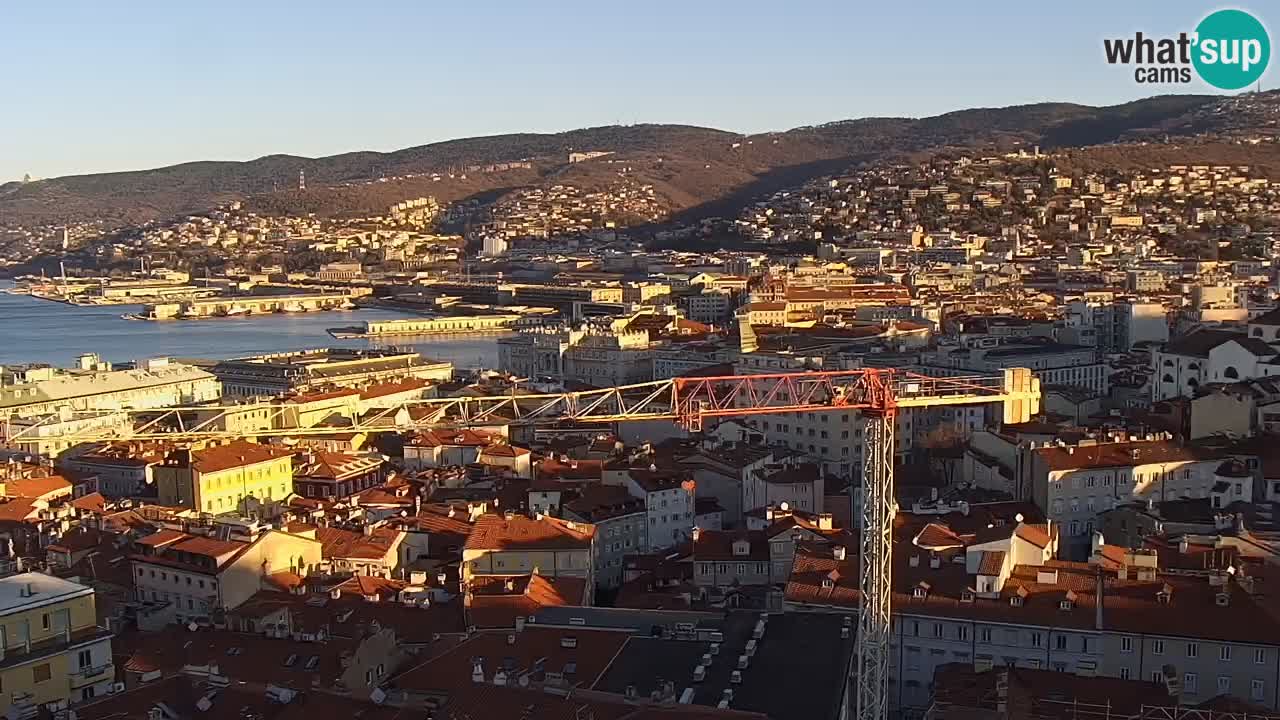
[0,280,508,369]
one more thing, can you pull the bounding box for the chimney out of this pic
[1094,565,1105,631]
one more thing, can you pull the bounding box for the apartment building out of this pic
[154,440,295,514]
[601,463,696,551]
[0,573,114,714]
[131,525,322,621]
[1026,439,1244,558]
[1063,299,1168,353]
[692,528,771,589]
[562,485,647,589]
[292,450,383,500]
[785,503,1280,717]
[60,441,169,498]
[461,513,596,602]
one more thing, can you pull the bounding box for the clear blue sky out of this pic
[1,0,1271,181]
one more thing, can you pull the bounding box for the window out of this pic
[41,613,49,631]
[1184,673,1198,694]
[933,623,943,639]
[1055,635,1067,651]
[1121,637,1133,653]
[980,628,991,643]
[1252,679,1266,702]
[1187,643,1199,658]
[1256,648,1267,665]
[77,649,92,669]
[1220,646,1232,662]
[1030,632,1043,648]
[1153,640,1165,655]
[1119,667,1130,680]
[33,664,51,683]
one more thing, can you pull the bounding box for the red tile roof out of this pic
[464,514,594,552]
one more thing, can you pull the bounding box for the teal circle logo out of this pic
[1193,9,1270,90]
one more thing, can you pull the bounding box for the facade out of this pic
[292,450,383,500]
[212,348,452,398]
[785,504,1280,716]
[932,342,1108,396]
[0,573,114,714]
[498,324,654,386]
[0,360,219,419]
[461,514,596,602]
[154,440,295,514]
[131,526,323,619]
[602,464,696,551]
[692,528,772,589]
[1027,439,1241,558]
[562,485,647,589]
[60,442,168,498]
[1065,299,1168,353]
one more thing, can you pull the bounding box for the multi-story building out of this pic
[60,441,169,498]
[0,359,220,419]
[154,440,295,514]
[1026,438,1243,558]
[692,528,771,589]
[602,463,696,551]
[212,348,452,398]
[930,342,1108,396]
[785,503,1280,716]
[0,573,114,713]
[461,513,596,602]
[292,450,384,500]
[743,460,825,516]
[562,485,647,589]
[1064,299,1168,353]
[131,525,322,621]
[498,324,653,386]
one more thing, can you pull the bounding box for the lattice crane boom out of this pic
[1,366,1038,720]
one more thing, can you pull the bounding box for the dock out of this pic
[143,289,372,320]
[327,314,522,338]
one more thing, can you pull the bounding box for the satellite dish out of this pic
[187,622,198,632]
[369,687,387,705]
[1014,513,1025,523]
[779,502,789,511]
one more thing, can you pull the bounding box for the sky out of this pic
[0,0,1273,181]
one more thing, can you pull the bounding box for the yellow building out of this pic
[155,440,295,514]
[0,573,114,714]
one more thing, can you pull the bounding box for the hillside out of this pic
[1,92,1273,228]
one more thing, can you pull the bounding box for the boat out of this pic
[283,302,306,313]
[179,309,200,319]
[225,305,250,317]
[120,313,147,321]
[338,300,357,310]
[327,326,366,339]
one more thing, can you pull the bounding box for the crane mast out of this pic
[6,367,1039,720]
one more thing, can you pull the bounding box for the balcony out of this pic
[0,627,114,674]
[69,662,114,688]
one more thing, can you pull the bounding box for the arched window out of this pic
[1224,367,1240,380]
[1253,327,1264,337]
[1162,374,1174,383]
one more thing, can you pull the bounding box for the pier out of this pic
[143,288,372,320]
